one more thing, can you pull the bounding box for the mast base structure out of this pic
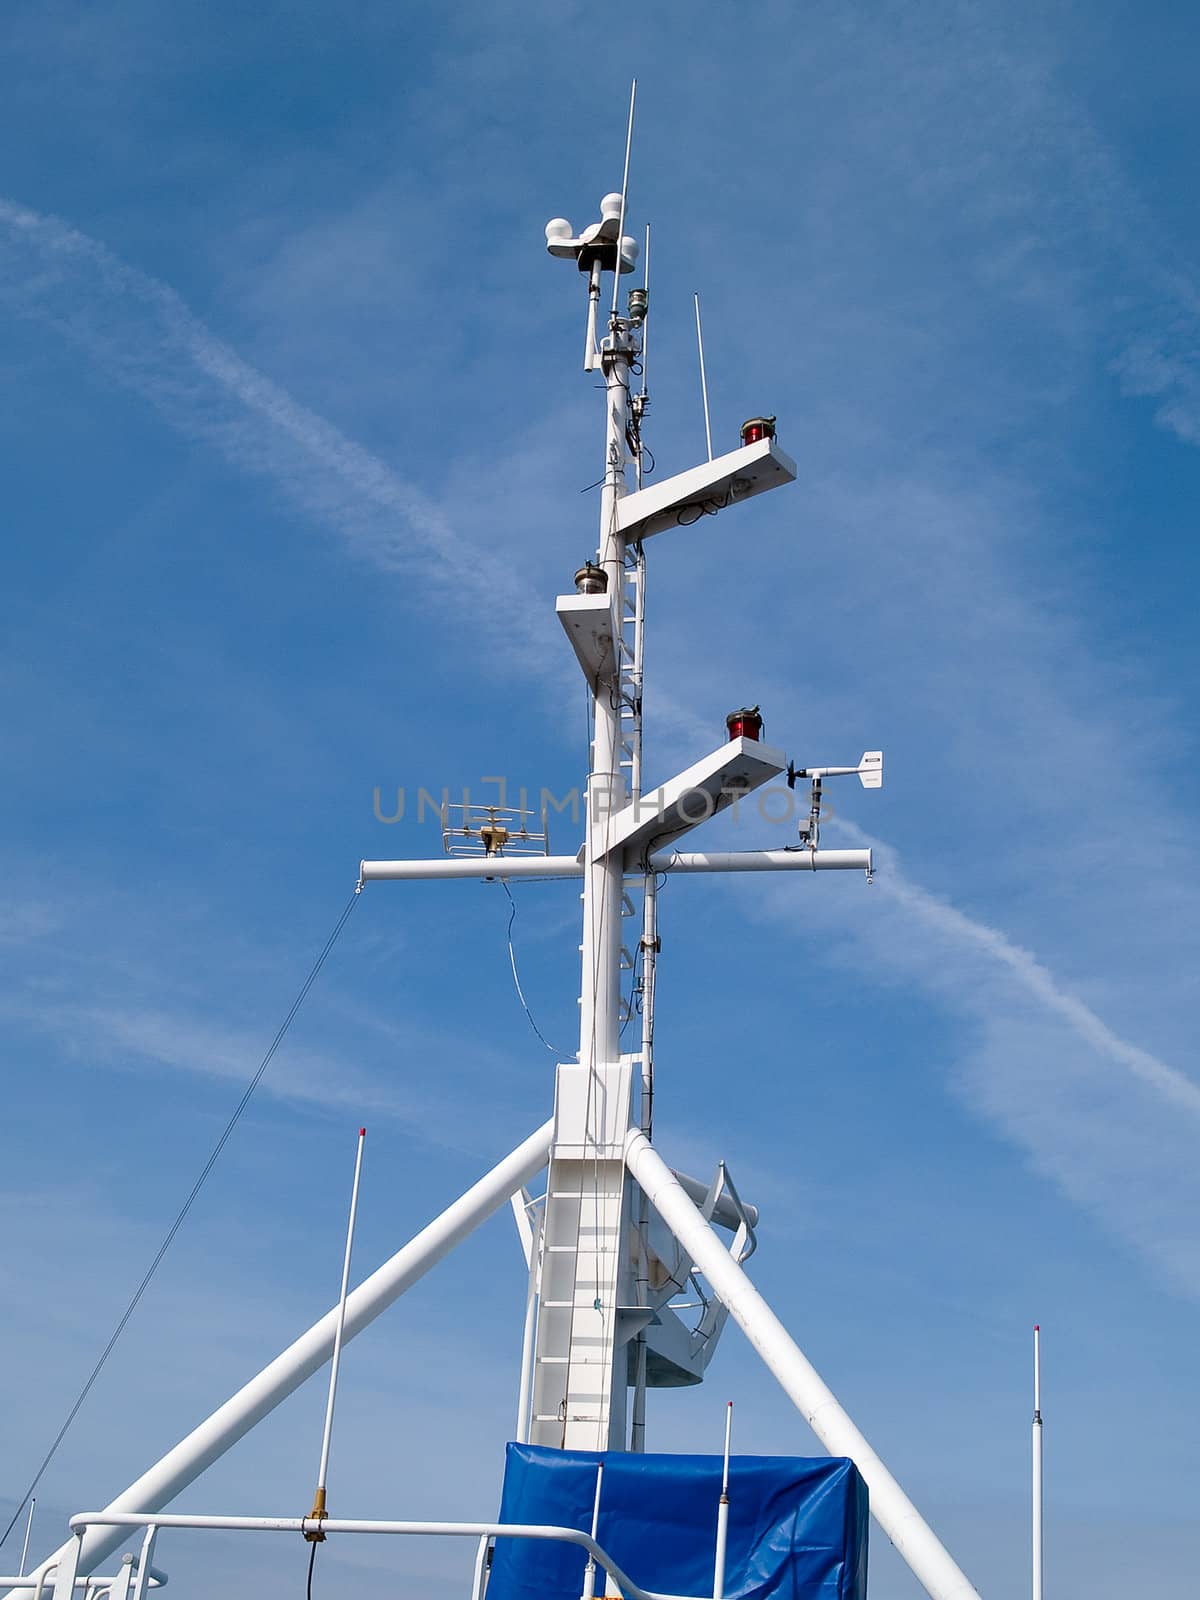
[10,191,983,1600]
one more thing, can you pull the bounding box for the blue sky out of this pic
[2,2,1198,1596]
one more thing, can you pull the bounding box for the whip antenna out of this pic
[640,224,651,398]
[1032,1325,1043,1600]
[17,1499,35,1579]
[304,1127,367,1544]
[610,80,637,321]
[713,1400,734,1599]
[694,292,714,461]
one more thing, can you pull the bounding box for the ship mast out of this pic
[532,193,643,1450]
[11,157,990,1600]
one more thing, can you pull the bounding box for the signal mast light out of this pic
[740,416,776,446]
[575,561,608,594]
[726,705,763,742]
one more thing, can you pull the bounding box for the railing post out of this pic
[469,1534,491,1600]
[128,1530,157,1600]
[49,1537,81,1600]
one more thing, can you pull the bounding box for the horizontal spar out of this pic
[359,847,872,882]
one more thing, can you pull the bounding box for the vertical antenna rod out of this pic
[305,1127,367,1540]
[694,293,714,462]
[582,1464,605,1600]
[610,80,637,321]
[1032,1325,1043,1600]
[713,1401,733,1600]
[17,1502,35,1580]
[640,224,651,399]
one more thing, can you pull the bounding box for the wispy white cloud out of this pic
[0,198,544,658]
[779,821,1200,1299]
[852,825,1200,1119]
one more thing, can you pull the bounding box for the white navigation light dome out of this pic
[620,236,639,265]
[545,217,573,242]
[600,192,624,221]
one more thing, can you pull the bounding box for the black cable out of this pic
[500,880,567,1056]
[306,1535,318,1600]
[0,888,361,1552]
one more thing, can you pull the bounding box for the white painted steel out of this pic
[469,1534,490,1600]
[693,295,713,462]
[358,848,870,883]
[582,1464,605,1600]
[712,1402,732,1600]
[601,740,787,859]
[514,1195,542,1444]
[1032,1326,1042,1600]
[17,1501,35,1579]
[62,1514,698,1600]
[0,1581,163,1595]
[9,1124,553,1598]
[670,1171,758,1232]
[612,438,797,543]
[610,82,636,321]
[652,848,872,875]
[313,1128,366,1500]
[624,1131,982,1600]
[361,855,583,881]
[528,327,635,1453]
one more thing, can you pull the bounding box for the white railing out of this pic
[0,1552,165,1600]
[57,1512,712,1600]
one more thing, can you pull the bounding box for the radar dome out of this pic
[599,192,624,220]
[545,218,573,242]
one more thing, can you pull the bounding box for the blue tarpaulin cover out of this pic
[486,1442,868,1600]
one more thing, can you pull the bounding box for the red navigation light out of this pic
[726,705,763,741]
[740,415,776,447]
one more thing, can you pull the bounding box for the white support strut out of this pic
[9,1122,554,1598]
[358,848,872,882]
[624,1130,982,1600]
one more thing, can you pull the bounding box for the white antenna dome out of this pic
[545,217,573,242]
[620,236,639,265]
[600,192,624,221]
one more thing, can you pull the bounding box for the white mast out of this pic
[1032,1325,1043,1600]
[12,143,988,1600]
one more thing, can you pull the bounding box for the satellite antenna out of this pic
[694,292,714,462]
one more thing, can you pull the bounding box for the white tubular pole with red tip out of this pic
[307,1127,367,1536]
[581,1464,604,1600]
[1032,1325,1043,1600]
[713,1402,733,1600]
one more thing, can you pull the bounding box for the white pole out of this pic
[578,316,631,1081]
[17,1502,35,1579]
[584,259,603,371]
[712,1402,732,1600]
[582,1464,604,1600]
[640,224,651,402]
[624,1131,981,1600]
[610,80,637,320]
[307,1127,367,1530]
[358,847,873,883]
[1032,1325,1042,1600]
[515,1207,541,1444]
[693,294,714,462]
[11,1122,554,1598]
